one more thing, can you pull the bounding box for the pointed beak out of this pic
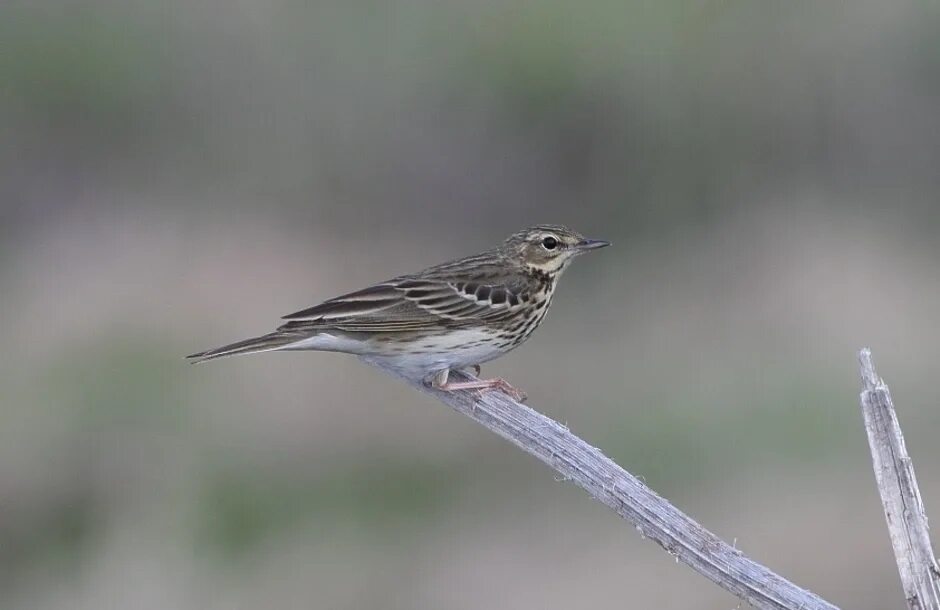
[574,238,611,252]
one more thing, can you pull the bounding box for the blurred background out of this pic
[2,1,939,608]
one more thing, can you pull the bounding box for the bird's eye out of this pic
[541,236,558,250]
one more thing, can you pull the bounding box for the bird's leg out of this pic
[475,377,527,403]
[426,369,527,403]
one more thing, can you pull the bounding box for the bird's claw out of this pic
[486,378,527,403]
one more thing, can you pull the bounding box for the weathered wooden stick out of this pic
[858,348,940,610]
[370,362,839,610]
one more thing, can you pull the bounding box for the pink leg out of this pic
[439,377,528,403]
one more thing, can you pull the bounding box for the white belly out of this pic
[358,329,506,381]
[280,328,508,382]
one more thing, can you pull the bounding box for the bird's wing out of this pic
[278,265,537,333]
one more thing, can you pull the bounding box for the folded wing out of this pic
[279,268,535,333]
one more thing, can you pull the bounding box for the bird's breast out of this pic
[360,328,508,378]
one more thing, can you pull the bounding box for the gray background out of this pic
[2,1,939,608]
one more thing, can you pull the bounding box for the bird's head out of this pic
[502,224,610,274]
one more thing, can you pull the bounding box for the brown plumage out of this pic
[187,225,609,400]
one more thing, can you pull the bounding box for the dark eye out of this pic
[541,236,558,250]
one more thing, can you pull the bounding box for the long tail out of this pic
[186,332,300,363]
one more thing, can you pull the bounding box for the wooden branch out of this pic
[858,348,940,610]
[370,363,839,610]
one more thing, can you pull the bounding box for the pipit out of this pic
[188,225,609,401]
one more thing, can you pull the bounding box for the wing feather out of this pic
[281,284,401,321]
[277,262,538,334]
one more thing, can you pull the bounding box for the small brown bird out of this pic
[188,225,609,401]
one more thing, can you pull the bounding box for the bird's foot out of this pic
[436,377,527,403]
[425,369,526,402]
[482,377,527,403]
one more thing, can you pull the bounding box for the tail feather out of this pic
[186,332,299,363]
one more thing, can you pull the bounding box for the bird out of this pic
[187,224,609,401]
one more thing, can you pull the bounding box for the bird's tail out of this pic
[186,332,300,363]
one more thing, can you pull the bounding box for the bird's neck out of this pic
[524,265,557,293]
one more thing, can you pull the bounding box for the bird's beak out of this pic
[574,238,611,252]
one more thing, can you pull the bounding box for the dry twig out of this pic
[371,363,839,610]
[858,348,940,610]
